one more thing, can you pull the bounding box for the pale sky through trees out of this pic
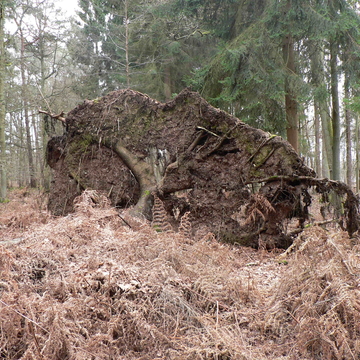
[57,0,79,16]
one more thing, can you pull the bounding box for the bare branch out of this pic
[38,109,66,124]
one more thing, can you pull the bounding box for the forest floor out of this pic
[1,189,360,360]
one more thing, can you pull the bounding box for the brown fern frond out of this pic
[73,189,111,213]
[179,211,192,238]
[244,193,275,226]
[152,193,173,233]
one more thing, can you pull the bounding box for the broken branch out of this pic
[39,109,66,124]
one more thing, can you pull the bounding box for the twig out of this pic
[245,175,315,185]
[195,126,220,138]
[118,214,132,229]
[28,322,45,359]
[36,83,52,113]
[107,185,114,198]
[198,123,240,159]
[215,301,219,330]
[39,109,66,124]
[0,299,49,333]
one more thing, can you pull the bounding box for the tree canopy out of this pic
[1,0,360,194]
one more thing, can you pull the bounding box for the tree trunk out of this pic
[0,0,6,199]
[124,0,130,88]
[38,31,52,191]
[356,114,360,192]
[344,76,352,188]
[20,34,37,188]
[310,41,331,178]
[314,102,322,176]
[330,40,340,181]
[282,1,299,153]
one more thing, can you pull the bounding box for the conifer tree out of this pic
[186,0,360,182]
[71,0,216,101]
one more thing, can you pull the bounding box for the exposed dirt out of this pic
[46,89,358,248]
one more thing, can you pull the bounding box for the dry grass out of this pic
[0,190,359,359]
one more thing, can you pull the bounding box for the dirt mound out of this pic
[1,190,360,359]
[47,89,329,248]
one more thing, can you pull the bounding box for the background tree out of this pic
[71,0,217,101]
[0,0,6,199]
[5,0,79,188]
[185,0,360,181]
[2,0,360,190]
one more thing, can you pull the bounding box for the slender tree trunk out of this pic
[330,40,340,181]
[320,105,332,178]
[20,34,37,188]
[344,76,352,188]
[0,0,6,199]
[310,41,331,178]
[282,1,298,152]
[38,33,51,190]
[356,114,360,192]
[314,102,322,176]
[124,0,130,88]
[305,120,314,169]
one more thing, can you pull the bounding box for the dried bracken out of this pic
[151,193,173,233]
[265,226,360,359]
[0,190,268,359]
[1,190,359,359]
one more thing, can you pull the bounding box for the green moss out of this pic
[278,260,289,265]
[153,225,162,232]
[249,169,265,178]
[68,134,95,156]
[251,146,269,165]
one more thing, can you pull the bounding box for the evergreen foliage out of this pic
[185,0,360,174]
[2,0,360,188]
[71,0,217,101]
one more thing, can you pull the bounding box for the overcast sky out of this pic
[57,0,79,17]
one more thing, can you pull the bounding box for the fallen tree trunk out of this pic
[46,89,359,248]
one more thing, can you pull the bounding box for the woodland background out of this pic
[0,0,360,200]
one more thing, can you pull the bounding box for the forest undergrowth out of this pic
[0,189,360,360]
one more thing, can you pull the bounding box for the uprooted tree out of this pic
[45,89,359,248]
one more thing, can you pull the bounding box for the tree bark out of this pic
[0,0,6,199]
[344,76,352,188]
[20,34,37,188]
[314,102,322,176]
[356,114,359,192]
[282,1,298,153]
[124,0,130,88]
[330,40,340,181]
[310,41,331,178]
